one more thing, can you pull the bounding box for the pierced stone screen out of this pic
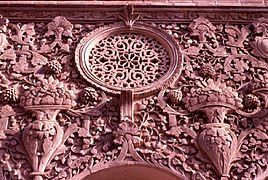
[88,33,170,89]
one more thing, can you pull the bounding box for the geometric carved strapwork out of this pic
[0,5,268,180]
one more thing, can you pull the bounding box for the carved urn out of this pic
[198,123,237,180]
[20,76,76,180]
[184,79,242,179]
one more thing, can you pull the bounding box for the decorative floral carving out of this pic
[198,123,238,179]
[42,16,73,53]
[0,15,9,52]
[0,15,16,62]
[0,9,267,180]
[159,16,268,180]
[252,18,268,58]
[20,76,76,107]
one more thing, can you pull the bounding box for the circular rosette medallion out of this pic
[76,23,182,96]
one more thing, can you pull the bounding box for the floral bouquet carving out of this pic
[20,76,76,108]
[183,79,243,123]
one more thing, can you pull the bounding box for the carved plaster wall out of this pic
[0,4,268,180]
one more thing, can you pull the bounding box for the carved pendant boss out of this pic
[0,5,268,180]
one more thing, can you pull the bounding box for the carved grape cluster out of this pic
[79,87,99,105]
[46,60,62,75]
[199,64,216,78]
[166,89,182,104]
[243,94,260,109]
[1,88,19,104]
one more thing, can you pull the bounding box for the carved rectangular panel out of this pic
[0,4,268,180]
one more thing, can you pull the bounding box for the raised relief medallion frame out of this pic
[76,22,182,97]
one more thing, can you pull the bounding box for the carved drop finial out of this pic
[118,5,140,28]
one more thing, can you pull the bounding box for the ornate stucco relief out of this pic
[0,5,268,180]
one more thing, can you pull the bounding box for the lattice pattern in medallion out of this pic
[76,23,181,96]
[88,33,170,89]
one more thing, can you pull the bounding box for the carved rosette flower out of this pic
[75,22,182,98]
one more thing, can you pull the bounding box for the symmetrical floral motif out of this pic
[0,7,268,180]
[88,33,170,89]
